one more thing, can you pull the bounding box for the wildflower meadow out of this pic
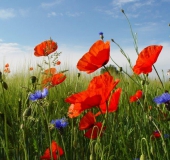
[1,10,170,160]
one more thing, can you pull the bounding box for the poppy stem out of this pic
[97,106,105,121]
[60,134,68,160]
[109,55,140,86]
[111,39,133,69]
[103,65,111,75]
[151,120,169,159]
[121,9,139,55]
[153,65,164,89]
[140,138,152,160]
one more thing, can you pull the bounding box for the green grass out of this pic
[0,65,170,160]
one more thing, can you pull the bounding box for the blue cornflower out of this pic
[99,32,103,36]
[29,88,48,101]
[153,93,170,104]
[99,32,104,40]
[164,134,170,138]
[51,118,68,130]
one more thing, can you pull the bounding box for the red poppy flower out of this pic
[44,68,57,75]
[65,72,120,117]
[51,73,66,86]
[40,140,64,160]
[34,40,58,57]
[66,90,103,117]
[96,88,122,116]
[133,45,163,74]
[152,131,161,140]
[42,68,56,87]
[4,67,10,73]
[56,61,61,65]
[42,68,66,88]
[5,63,9,67]
[67,104,82,118]
[79,112,105,139]
[87,72,120,104]
[130,90,143,102]
[77,40,110,73]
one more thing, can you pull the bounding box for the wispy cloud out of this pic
[48,12,57,17]
[47,11,83,17]
[65,12,83,17]
[18,9,30,17]
[134,22,158,32]
[95,6,120,18]
[0,8,15,19]
[41,0,64,8]
[112,0,138,7]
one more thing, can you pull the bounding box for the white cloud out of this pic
[18,9,30,17]
[65,12,83,17]
[134,22,158,32]
[47,12,57,17]
[41,0,64,8]
[0,8,15,19]
[112,0,138,7]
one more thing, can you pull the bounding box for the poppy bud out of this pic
[77,73,81,78]
[119,67,122,72]
[20,124,24,129]
[0,71,2,80]
[2,81,8,90]
[23,107,32,121]
[121,9,125,13]
[30,76,37,84]
[141,80,145,86]
[140,154,145,160]
[90,154,93,160]
[73,140,77,148]
[111,39,115,42]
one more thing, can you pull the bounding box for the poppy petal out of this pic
[77,40,110,73]
[67,104,82,118]
[84,122,105,139]
[133,45,163,74]
[34,40,58,57]
[52,73,66,86]
[40,141,64,160]
[79,112,96,130]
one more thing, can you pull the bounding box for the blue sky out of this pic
[0,0,170,78]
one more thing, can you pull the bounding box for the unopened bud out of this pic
[111,39,115,42]
[121,9,125,13]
